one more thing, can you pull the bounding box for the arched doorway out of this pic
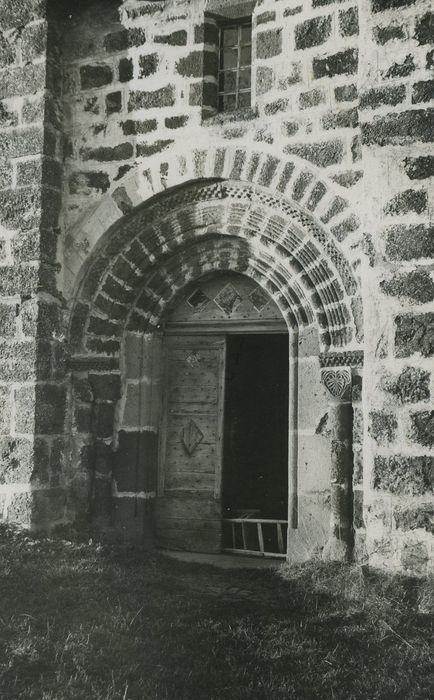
[156,272,290,556]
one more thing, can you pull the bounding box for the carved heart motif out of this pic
[322,368,352,399]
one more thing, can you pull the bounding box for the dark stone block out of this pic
[104,29,129,53]
[414,12,434,46]
[89,373,121,402]
[322,107,358,129]
[285,139,343,168]
[101,275,131,305]
[394,504,434,533]
[359,85,406,110]
[313,49,358,79]
[395,313,434,357]
[106,92,122,116]
[385,224,434,261]
[401,541,429,575]
[353,490,364,529]
[362,109,434,146]
[129,86,175,111]
[332,170,363,188]
[381,270,434,304]
[256,28,282,59]
[284,5,303,15]
[265,98,289,116]
[165,115,188,129]
[256,66,273,95]
[295,15,332,50]
[189,81,217,108]
[138,53,159,78]
[257,11,275,25]
[382,366,430,403]
[339,7,358,36]
[373,24,405,44]
[0,303,14,336]
[330,214,360,241]
[80,64,113,90]
[404,155,434,180]
[334,84,357,102]
[154,30,187,46]
[292,171,314,201]
[373,455,434,495]
[136,140,173,157]
[412,79,434,104]
[119,58,133,83]
[306,181,327,210]
[87,316,120,338]
[386,54,415,78]
[384,189,427,215]
[351,134,362,162]
[80,143,133,162]
[176,51,217,78]
[69,171,110,194]
[299,88,325,109]
[321,195,347,224]
[95,402,115,439]
[0,127,43,159]
[410,411,434,447]
[27,384,67,434]
[369,411,397,445]
[114,430,158,492]
[121,118,157,136]
[74,403,93,433]
[372,0,415,11]
[427,49,434,69]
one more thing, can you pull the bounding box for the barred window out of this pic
[218,20,252,112]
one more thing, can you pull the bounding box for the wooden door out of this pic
[156,335,226,553]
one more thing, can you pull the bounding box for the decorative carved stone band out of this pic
[319,350,363,368]
[321,368,352,400]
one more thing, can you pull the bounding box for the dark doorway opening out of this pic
[222,334,289,533]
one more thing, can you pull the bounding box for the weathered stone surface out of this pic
[106,91,122,115]
[89,373,121,402]
[373,24,405,44]
[372,0,415,11]
[80,143,133,162]
[410,411,434,447]
[386,54,415,78]
[384,189,427,215]
[121,118,157,136]
[136,140,173,157]
[154,30,187,46]
[165,115,188,129]
[299,88,325,109]
[414,12,434,45]
[412,80,434,104]
[119,57,133,83]
[369,411,397,445]
[80,64,113,90]
[256,28,282,59]
[395,313,434,357]
[394,504,434,533]
[334,84,357,102]
[322,107,358,129]
[176,51,217,78]
[313,49,358,79]
[69,171,110,194]
[138,53,159,78]
[404,156,434,180]
[373,455,434,495]
[362,109,434,146]
[385,224,434,261]
[382,366,430,403]
[128,86,175,111]
[381,270,434,304]
[256,66,273,95]
[256,11,275,25]
[360,85,405,110]
[339,7,359,36]
[0,0,46,30]
[401,541,429,575]
[295,15,332,50]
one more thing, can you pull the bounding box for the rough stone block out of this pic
[299,88,325,109]
[313,49,358,79]
[0,127,43,159]
[295,15,332,50]
[154,30,187,46]
[395,313,434,357]
[80,64,113,90]
[136,140,173,157]
[105,91,122,115]
[339,7,359,36]
[80,143,133,162]
[372,0,416,11]
[95,402,115,438]
[189,81,217,108]
[360,85,405,110]
[414,12,434,46]
[404,155,434,180]
[385,224,434,261]
[322,107,358,129]
[69,171,110,194]
[114,430,158,492]
[384,189,427,215]
[386,54,415,78]
[369,411,397,445]
[381,270,434,304]
[373,455,434,495]
[285,140,343,168]
[256,65,273,95]
[118,58,133,83]
[121,118,157,136]
[362,109,434,146]
[394,504,434,533]
[138,53,159,78]
[165,115,188,129]
[89,373,121,402]
[21,21,47,62]
[410,411,434,447]
[373,25,406,44]
[400,541,429,575]
[128,86,175,111]
[334,84,357,102]
[0,63,45,100]
[256,28,282,59]
[412,79,434,104]
[382,366,430,404]
[0,437,33,484]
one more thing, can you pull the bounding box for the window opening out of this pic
[218,19,252,112]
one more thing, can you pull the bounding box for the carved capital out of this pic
[321,368,352,400]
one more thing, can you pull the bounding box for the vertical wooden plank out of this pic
[277,523,284,554]
[231,522,236,549]
[241,522,247,550]
[157,338,169,496]
[214,337,226,500]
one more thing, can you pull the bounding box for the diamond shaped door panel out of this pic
[156,336,225,553]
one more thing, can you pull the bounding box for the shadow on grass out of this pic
[0,526,433,699]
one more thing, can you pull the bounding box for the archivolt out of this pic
[69,179,362,355]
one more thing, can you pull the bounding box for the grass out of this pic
[0,526,433,699]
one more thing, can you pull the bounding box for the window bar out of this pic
[277,523,284,554]
[257,522,264,554]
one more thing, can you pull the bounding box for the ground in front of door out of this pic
[0,526,432,700]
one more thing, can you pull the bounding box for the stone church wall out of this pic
[0,0,432,574]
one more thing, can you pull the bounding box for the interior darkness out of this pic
[222,334,289,520]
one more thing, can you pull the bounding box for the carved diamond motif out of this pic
[181,419,204,455]
[249,287,269,312]
[187,288,210,311]
[214,283,242,316]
